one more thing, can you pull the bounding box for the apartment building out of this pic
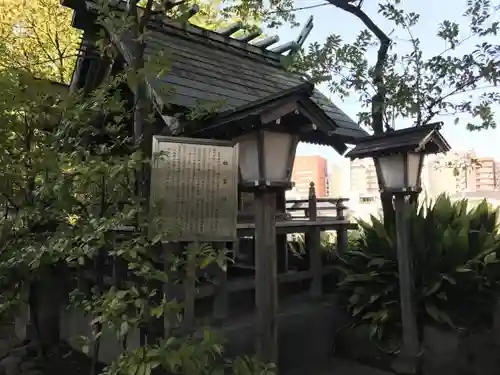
[475,157,496,191]
[291,155,328,197]
[350,158,379,195]
[496,162,500,189]
[426,151,477,196]
[327,163,350,197]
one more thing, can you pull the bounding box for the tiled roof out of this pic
[64,0,368,142]
[142,23,366,140]
[346,123,451,158]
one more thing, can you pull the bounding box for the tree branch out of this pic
[326,0,391,134]
[139,0,156,34]
[1,193,19,212]
[421,75,485,124]
[401,21,423,126]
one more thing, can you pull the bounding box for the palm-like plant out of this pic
[337,194,500,340]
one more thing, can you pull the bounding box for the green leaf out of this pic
[120,321,129,336]
[442,275,456,285]
[436,292,448,301]
[128,363,139,375]
[352,306,364,316]
[81,344,90,355]
[349,293,360,305]
[484,252,497,264]
[425,302,442,323]
[367,258,388,267]
[424,279,442,296]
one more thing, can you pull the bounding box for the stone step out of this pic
[285,359,396,375]
[327,359,396,375]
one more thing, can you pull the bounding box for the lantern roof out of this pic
[63,0,368,151]
[346,123,451,159]
[181,82,351,153]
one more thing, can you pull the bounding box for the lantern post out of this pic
[346,123,451,374]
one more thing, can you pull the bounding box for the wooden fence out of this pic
[79,182,357,333]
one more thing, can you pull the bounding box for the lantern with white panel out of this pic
[374,151,424,193]
[236,130,299,188]
[347,123,450,195]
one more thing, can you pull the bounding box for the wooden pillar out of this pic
[392,194,419,374]
[146,248,166,345]
[276,190,288,273]
[30,266,64,353]
[254,189,278,366]
[183,242,197,332]
[336,199,348,254]
[112,235,129,350]
[307,183,322,299]
[213,242,229,323]
[163,242,182,337]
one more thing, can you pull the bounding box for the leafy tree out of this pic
[0,0,259,84]
[298,0,500,132]
[292,0,500,221]
[0,0,81,83]
[0,1,271,375]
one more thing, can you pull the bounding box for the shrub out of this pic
[336,194,500,340]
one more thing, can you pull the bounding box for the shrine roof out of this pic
[346,123,451,159]
[63,0,368,144]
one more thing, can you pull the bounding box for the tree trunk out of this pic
[327,0,393,227]
[380,191,395,227]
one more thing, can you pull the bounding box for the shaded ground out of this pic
[328,359,395,375]
[41,343,395,375]
[43,343,105,375]
[285,359,396,375]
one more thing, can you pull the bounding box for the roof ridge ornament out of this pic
[217,22,243,36]
[270,15,314,56]
[251,35,279,48]
[294,15,314,51]
[236,29,263,43]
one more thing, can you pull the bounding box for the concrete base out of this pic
[223,298,343,371]
[391,355,418,375]
[59,297,343,371]
[285,359,396,375]
[422,325,500,375]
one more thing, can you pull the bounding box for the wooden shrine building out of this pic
[58,0,369,371]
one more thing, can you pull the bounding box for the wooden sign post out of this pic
[150,136,239,242]
[150,136,239,334]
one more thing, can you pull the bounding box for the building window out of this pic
[360,197,376,203]
[294,170,312,175]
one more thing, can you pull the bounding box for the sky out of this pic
[265,0,500,166]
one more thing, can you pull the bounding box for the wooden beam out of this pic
[183,242,197,331]
[254,189,278,367]
[212,242,229,323]
[336,199,348,255]
[260,101,300,125]
[392,195,419,374]
[306,183,322,299]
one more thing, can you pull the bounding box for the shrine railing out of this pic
[78,182,357,331]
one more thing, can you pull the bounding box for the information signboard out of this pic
[150,136,239,242]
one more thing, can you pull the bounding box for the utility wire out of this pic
[267,1,330,14]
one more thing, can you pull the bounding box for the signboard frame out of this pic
[150,135,239,242]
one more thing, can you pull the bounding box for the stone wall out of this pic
[335,323,500,375]
[422,326,500,375]
[59,297,345,372]
[0,314,44,375]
